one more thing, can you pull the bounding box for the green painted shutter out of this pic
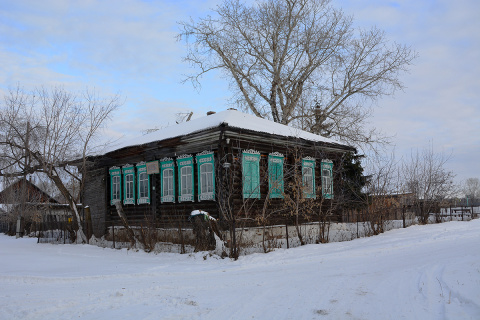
[268,153,284,198]
[242,150,260,199]
[160,158,175,203]
[109,166,122,205]
[136,162,150,204]
[302,158,316,199]
[122,165,136,205]
[177,155,194,202]
[196,151,215,201]
[321,160,334,199]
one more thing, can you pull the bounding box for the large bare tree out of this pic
[0,85,121,242]
[179,0,417,150]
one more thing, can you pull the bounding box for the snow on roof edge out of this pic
[97,110,353,156]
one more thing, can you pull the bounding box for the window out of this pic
[164,169,174,196]
[160,158,175,203]
[201,164,214,192]
[242,150,260,199]
[268,152,284,198]
[136,162,150,204]
[122,165,135,205]
[196,151,215,201]
[109,167,121,205]
[139,172,148,197]
[302,157,316,199]
[321,159,333,199]
[177,155,194,202]
[181,166,193,195]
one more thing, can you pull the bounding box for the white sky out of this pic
[1,0,479,183]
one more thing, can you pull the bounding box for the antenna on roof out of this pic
[175,111,194,124]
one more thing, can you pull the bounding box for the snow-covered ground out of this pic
[1,220,479,320]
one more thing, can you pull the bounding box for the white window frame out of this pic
[109,166,121,205]
[136,162,150,204]
[200,163,214,193]
[177,154,194,202]
[163,168,174,197]
[181,166,193,196]
[321,159,334,199]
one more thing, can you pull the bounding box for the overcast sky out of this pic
[1,0,479,184]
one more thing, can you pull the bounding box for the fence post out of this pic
[285,220,289,249]
[63,216,66,244]
[85,206,92,243]
[402,206,406,228]
[112,221,115,249]
[15,216,24,238]
[356,210,359,239]
[232,217,237,259]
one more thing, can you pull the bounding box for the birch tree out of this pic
[0,85,121,242]
[179,0,417,150]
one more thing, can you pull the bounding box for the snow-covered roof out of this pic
[102,109,351,155]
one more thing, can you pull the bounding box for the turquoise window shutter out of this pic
[321,160,334,199]
[302,157,316,199]
[242,150,260,199]
[176,155,194,202]
[109,166,122,205]
[196,151,215,201]
[268,153,284,198]
[136,162,150,204]
[160,158,175,203]
[122,165,136,205]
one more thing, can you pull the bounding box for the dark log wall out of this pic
[85,125,354,235]
[83,167,107,237]
[219,129,346,227]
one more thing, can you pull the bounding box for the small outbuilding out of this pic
[0,178,75,235]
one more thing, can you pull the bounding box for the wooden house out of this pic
[0,179,75,234]
[80,109,355,237]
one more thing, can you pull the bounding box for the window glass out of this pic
[181,166,193,195]
[163,168,174,197]
[139,172,148,198]
[303,167,313,192]
[200,163,214,193]
[112,175,120,200]
[125,174,134,199]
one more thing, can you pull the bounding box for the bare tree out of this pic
[363,151,402,234]
[0,85,121,242]
[401,145,456,224]
[462,178,479,204]
[178,0,417,150]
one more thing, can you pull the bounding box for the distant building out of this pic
[0,179,74,234]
